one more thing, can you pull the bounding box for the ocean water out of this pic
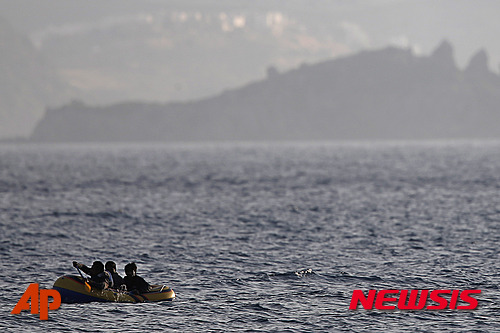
[0,141,499,332]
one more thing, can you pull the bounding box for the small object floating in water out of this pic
[53,275,175,303]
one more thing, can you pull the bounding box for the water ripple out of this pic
[1,142,499,331]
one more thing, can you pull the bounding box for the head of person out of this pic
[105,261,117,273]
[91,261,104,275]
[124,262,137,277]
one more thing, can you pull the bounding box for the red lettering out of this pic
[398,290,428,310]
[457,290,481,310]
[349,289,481,311]
[375,290,399,310]
[427,290,450,310]
[11,283,39,315]
[11,283,61,320]
[449,290,460,309]
[39,289,61,320]
[349,290,376,310]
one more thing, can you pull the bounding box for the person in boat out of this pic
[73,260,110,290]
[123,262,151,294]
[105,261,125,290]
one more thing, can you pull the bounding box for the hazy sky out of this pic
[2,0,500,138]
[3,0,500,67]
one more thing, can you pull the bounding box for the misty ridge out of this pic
[31,40,500,142]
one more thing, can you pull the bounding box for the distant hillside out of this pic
[31,41,500,142]
[0,16,72,139]
[30,9,353,106]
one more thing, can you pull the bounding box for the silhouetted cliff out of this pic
[31,41,500,142]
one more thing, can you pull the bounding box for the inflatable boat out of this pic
[53,275,175,303]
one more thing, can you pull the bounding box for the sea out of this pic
[0,141,498,332]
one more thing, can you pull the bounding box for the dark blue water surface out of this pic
[0,142,499,332]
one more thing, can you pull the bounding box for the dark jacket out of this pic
[124,275,150,294]
[79,265,110,289]
[106,271,125,289]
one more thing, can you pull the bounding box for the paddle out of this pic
[75,266,92,292]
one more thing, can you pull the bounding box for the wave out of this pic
[267,268,316,280]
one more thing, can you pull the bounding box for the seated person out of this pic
[105,261,125,290]
[73,260,110,289]
[124,262,151,294]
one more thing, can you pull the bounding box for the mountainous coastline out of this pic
[30,41,500,142]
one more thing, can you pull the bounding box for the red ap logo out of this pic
[11,283,61,320]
